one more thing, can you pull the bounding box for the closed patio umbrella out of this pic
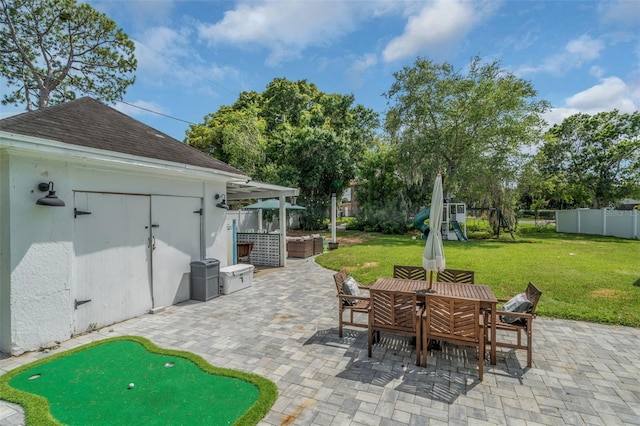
[422,174,445,290]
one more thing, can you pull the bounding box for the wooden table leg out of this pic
[490,302,496,365]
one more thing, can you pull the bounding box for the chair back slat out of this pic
[424,295,481,344]
[422,293,484,379]
[370,289,417,333]
[437,269,475,284]
[525,282,542,314]
[393,265,426,281]
[333,270,348,295]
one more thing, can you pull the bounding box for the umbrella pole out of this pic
[429,271,433,290]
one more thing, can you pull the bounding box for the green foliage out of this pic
[0,0,136,110]
[351,140,413,234]
[384,56,549,214]
[186,78,379,230]
[534,110,640,208]
[316,231,640,327]
[187,103,267,178]
[465,217,493,236]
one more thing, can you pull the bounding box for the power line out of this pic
[131,39,283,122]
[86,37,283,124]
[117,99,196,125]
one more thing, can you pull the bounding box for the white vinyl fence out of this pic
[556,209,639,239]
[226,209,302,232]
[226,210,259,232]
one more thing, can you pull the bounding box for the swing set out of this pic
[467,207,515,240]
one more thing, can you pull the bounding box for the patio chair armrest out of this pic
[495,310,534,319]
[338,294,370,302]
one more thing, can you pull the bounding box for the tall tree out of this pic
[517,156,572,210]
[384,57,549,219]
[353,140,412,234]
[187,101,267,178]
[0,0,136,110]
[538,110,640,208]
[186,78,379,229]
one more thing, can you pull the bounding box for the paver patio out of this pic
[1,258,639,425]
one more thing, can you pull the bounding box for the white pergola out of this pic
[226,180,300,266]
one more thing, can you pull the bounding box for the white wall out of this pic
[0,150,11,352]
[1,149,231,355]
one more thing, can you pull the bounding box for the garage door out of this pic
[73,192,152,333]
[73,192,202,333]
[150,195,202,309]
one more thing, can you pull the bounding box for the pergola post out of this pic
[331,193,337,244]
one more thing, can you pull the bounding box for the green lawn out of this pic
[315,228,640,327]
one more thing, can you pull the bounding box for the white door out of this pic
[73,192,152,333]
[150,195,202,309]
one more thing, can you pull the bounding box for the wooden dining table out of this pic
[370,277,499,365]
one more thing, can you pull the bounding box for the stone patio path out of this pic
[1,258,639,425]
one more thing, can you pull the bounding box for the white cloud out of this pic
[347,53,379,86]
[565,35,603,61]
[542,108,579,128]
[113,100,168,117]
[133,26,192,84]
[502,30,539,52]
[599,0,640,28]
[92,0,176,26]
[518,35,605,76]
[198,0,358,65]
[590,65,605,78]
[381,0,499,63]
[134,26,237,88]
[565,77,637,111]
[543,76,639,127]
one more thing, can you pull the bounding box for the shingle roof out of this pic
[0,97,245,176]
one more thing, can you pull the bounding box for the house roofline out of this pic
[0,130,247,181]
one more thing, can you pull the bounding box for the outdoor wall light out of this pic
[215,193,229,210]
[36,181,66,207]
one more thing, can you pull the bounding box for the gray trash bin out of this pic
[190,258,220,301]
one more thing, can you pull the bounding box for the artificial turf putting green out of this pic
[0,336,278,425]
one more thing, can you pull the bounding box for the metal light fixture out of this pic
[215,193,229,210]
[36,181,66,207]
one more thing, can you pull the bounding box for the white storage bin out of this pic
[219,264,255,295]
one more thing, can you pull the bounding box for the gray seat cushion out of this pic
[342,276,361,306]
[500,293,533,324]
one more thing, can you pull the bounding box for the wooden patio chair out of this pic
[486,282,542,367]
[333,270,370,337]
[421,294,485,380]
[393,265,426,281]
[368,287,421,366]
[437,269,475,284]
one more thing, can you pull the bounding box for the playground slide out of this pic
[414,208,430,239]
[451,221,468,242]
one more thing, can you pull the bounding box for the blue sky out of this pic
[3,1,640,142]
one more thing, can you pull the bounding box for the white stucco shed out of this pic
[0,98,297,355]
